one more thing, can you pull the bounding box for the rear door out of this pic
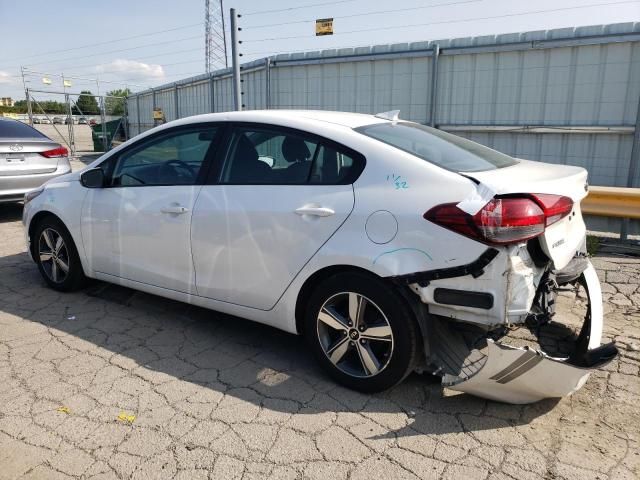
[0,120,62,177]
[191,123,362,310]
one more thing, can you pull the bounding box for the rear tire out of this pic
[33,216,87,292]
[303,271,420,392]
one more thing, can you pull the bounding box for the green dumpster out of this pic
[91,119,124,151]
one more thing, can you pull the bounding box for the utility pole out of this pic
[65,93,75,157]
[230,8,242,111]
[21,67,33,126]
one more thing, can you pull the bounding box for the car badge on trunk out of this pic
[9,144,23,152]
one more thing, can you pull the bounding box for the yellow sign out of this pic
[42,77,52,85]
[315,18,333,36]
[153,108,164,120]
[63,79,72,87]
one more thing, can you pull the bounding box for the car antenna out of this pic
[374,110,400,124]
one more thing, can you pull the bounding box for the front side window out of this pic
[221,126,362,185]
[110,127,218,186]
[355,122,517,172]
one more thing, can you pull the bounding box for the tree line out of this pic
[1,88,131,116]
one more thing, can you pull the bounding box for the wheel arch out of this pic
[28,210,65,260]
[294,264,387,335]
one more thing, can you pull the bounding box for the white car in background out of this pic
[22,110,618,404]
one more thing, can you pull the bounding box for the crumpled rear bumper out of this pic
[446,263,618,404]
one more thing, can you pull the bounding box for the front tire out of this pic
[303,272,420,392]
[33,216,87,292]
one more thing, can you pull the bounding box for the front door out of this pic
[81,125,220,293]
[191,124,363,310]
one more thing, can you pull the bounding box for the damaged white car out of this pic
[22,110,618,404]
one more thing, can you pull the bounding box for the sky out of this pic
[0,0,638,101]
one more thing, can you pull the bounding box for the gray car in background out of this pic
[0,117,71,203]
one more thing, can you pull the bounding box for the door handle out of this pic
[295,205,335,217]
[161,205,189,214]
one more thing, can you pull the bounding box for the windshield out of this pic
[355,122,517,172]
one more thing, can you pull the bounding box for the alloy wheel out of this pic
[38,228,70,283]
[316,292,394,378]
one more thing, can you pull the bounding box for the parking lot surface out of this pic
[1,199,639,479]
[33,124,96,153]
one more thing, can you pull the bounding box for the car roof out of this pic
[175,110,389,129]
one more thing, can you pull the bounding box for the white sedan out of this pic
[22,110,617,403]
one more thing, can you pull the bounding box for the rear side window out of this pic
[0,120,47,139]
[355,122,517,172]
[308,145,357,185]
[221,125,364,185]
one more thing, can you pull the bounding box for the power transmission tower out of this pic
[205,0,228,72]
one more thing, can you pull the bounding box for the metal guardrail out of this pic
[582,186,640,219]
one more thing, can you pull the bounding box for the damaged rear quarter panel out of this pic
[300,140,490,279]
[414,244,544,327]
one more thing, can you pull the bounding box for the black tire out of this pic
[303,271,420,392]
[33,216,87,292]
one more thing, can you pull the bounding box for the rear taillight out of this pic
[39,146,68,158]
[424,194,573,245]
[530,194,573,226]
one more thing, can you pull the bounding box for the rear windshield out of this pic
[355,122,517,172]
[0,120,47,139]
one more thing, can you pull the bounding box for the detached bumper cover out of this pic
[446,263,617,404]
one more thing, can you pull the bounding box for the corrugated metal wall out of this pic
[126,22,640,233]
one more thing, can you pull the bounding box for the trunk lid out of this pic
[465,159,589,270]
[0,139,62,176]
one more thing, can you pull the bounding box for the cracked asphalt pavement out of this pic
[1,180,639,479]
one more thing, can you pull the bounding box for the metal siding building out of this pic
[127,22,640,233]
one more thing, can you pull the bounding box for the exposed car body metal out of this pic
[22,110,617,403]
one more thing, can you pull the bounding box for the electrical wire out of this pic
[40,59,204,81]
[0,34,203,72]
[21,35,203,69]
[242,0,359,16]
[95,58,204,78]
[241,0,640,42]
[244,0,481,30]
[36,47,205,76]
[22,70,153,89]
[1,22,203,64]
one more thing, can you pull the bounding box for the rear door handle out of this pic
[161,205,189,214]
[295,205,335,217]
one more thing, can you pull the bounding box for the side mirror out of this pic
[80,168,105,188]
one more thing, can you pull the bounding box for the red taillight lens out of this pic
[39,146,68,158]
[530,194,573,226]
[476,198,545,244]
[424,194,572,246]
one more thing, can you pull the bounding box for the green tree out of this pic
[11,99,68,115]
[75,91,99,115]
[13,100,28,113]
[105,88,131,116]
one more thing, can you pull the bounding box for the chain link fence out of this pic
[24,89,127,155]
